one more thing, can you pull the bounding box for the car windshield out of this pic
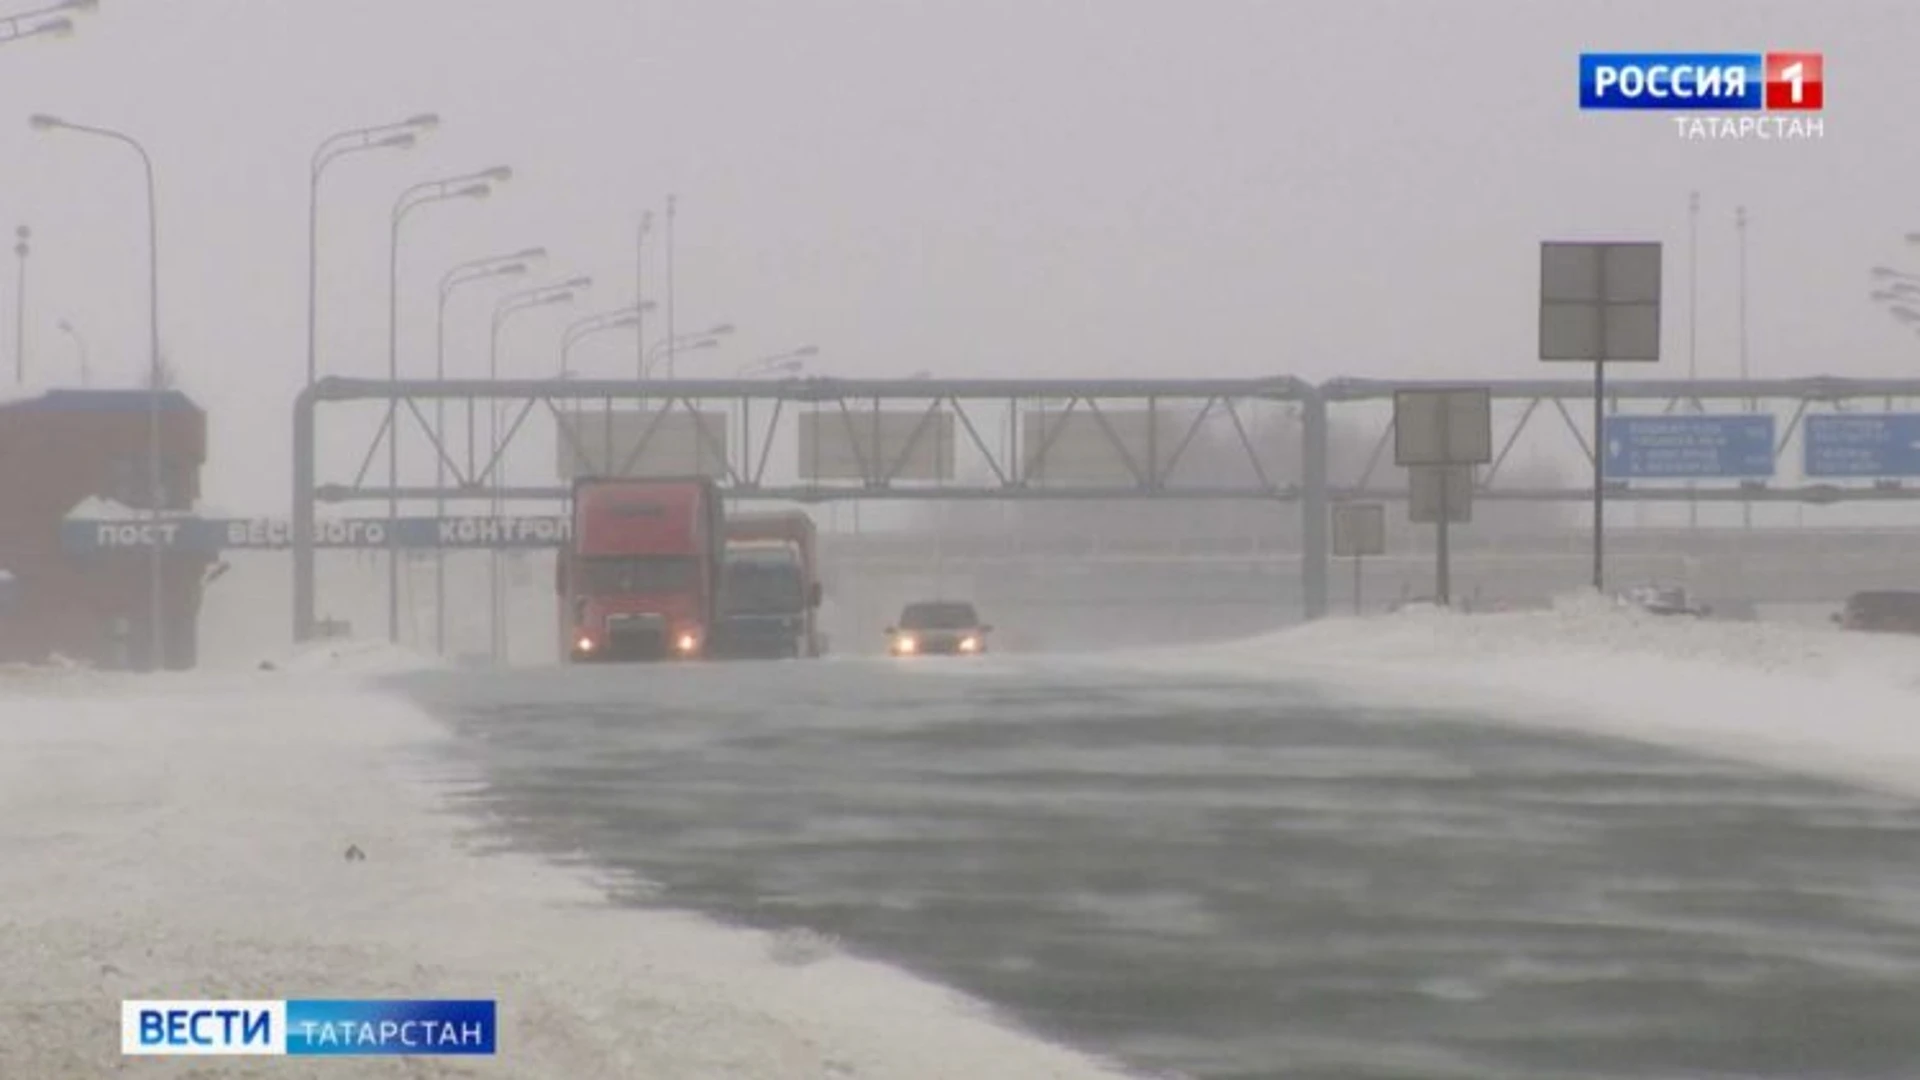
[899,602,979,630]
[724,556,804,614]
[576,556,698,594]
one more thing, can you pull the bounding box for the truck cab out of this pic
[709,510,824,659]
[712,540,822,658]
[561,476,725,662]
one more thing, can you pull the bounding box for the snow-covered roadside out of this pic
[1124,592,1920,800]
[0,670,1135,1079]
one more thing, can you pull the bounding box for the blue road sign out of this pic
[1602,415,1776,479]
[1803,413,1920,478]
[59,515,573,554]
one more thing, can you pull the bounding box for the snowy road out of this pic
[399,655,1920,1080]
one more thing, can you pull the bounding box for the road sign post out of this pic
[1602,415,1776,479]
[1803,413,1920,478]
[1393,388,1489,606]
[1540,240,1662,593]
[1331,502,1386,614]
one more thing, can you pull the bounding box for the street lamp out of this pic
[308,113,437,387]
[56,318,87,385]
[559,304,651,375]
[643,323,734,377]
[739,357,806,378]
[384,165,508,643]
[742,345,817,372]
[1,0,94,45]
[13,225,28,384]
[429,246,545,654]
[487,277,587,664]
[30,113,166,669]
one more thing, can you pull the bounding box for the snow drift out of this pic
[1130,591,1920,800]
[0,673,1133,1078]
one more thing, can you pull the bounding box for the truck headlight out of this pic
[675,632,699,654]
[575,634,595,653]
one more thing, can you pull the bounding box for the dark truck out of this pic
[558,476,726,662]
[1833,590,1920,635]
[709,511,823,659]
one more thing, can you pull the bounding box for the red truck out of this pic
[709,510,824,659]
[558,476,726,662]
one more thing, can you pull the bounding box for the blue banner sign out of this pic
[1602,415,1776,479]
[62,515,572,553]
[1803,413,1920,478]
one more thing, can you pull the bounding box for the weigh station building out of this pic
[0,389,214,670]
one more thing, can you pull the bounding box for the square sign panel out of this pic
[1394,387,1492,467]
[1331,502,1386,558]
[1409,465,1472,524]
[1540,241,1661,362]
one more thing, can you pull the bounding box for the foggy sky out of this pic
[1,0,1916,514]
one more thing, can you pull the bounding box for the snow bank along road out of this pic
[1123,592,1920,801]
[0,649,1137,1079]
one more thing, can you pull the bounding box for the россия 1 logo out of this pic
[1578,52,1824,141]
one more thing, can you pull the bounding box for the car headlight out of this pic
[958,636,980,652]
[675,632,699,654]
[575,634,595,653]
[894,636,917,654]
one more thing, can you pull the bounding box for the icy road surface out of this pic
[399,641,1920,1080]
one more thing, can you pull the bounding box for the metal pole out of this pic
[664,194,676,379]
[1687,190,1699,529]
[306,154,324,388]
[489,312,504,665]
[13,226,27,384]
[1299,388,1329,620]
[635,212,650,380]
[1593,359,1606,592]
[293,383,317,643]
[1737,204,1752,530]
[1352,554,1361,615]
[387,207,403,642]
[434,283,450,655]
[139,143,162,670]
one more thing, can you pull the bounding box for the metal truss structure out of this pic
[1326,376,1920,503]
[291,374,1920,641]
[291,375,1324,639]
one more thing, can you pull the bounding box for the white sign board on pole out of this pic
[553,410,730,479]
[1330,502,1386,558]
[797,410,955,482]
[1393,388,1492,467]
[1539,241,1662,362]
[1408,465,1472,524]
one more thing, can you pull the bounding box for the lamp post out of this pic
[488,278,588,664]
[737,345,817,377]
[559,304,649,375]
[384,166,510,644]
[642,323,734,378]
[12,225,27,384]
[431,246,545,654]
[739,357,806,378]
[307,114,436,387]
[0,0,93,45]
[30,113,164,669]
[635,210,652,379]
[56,318,87,385]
